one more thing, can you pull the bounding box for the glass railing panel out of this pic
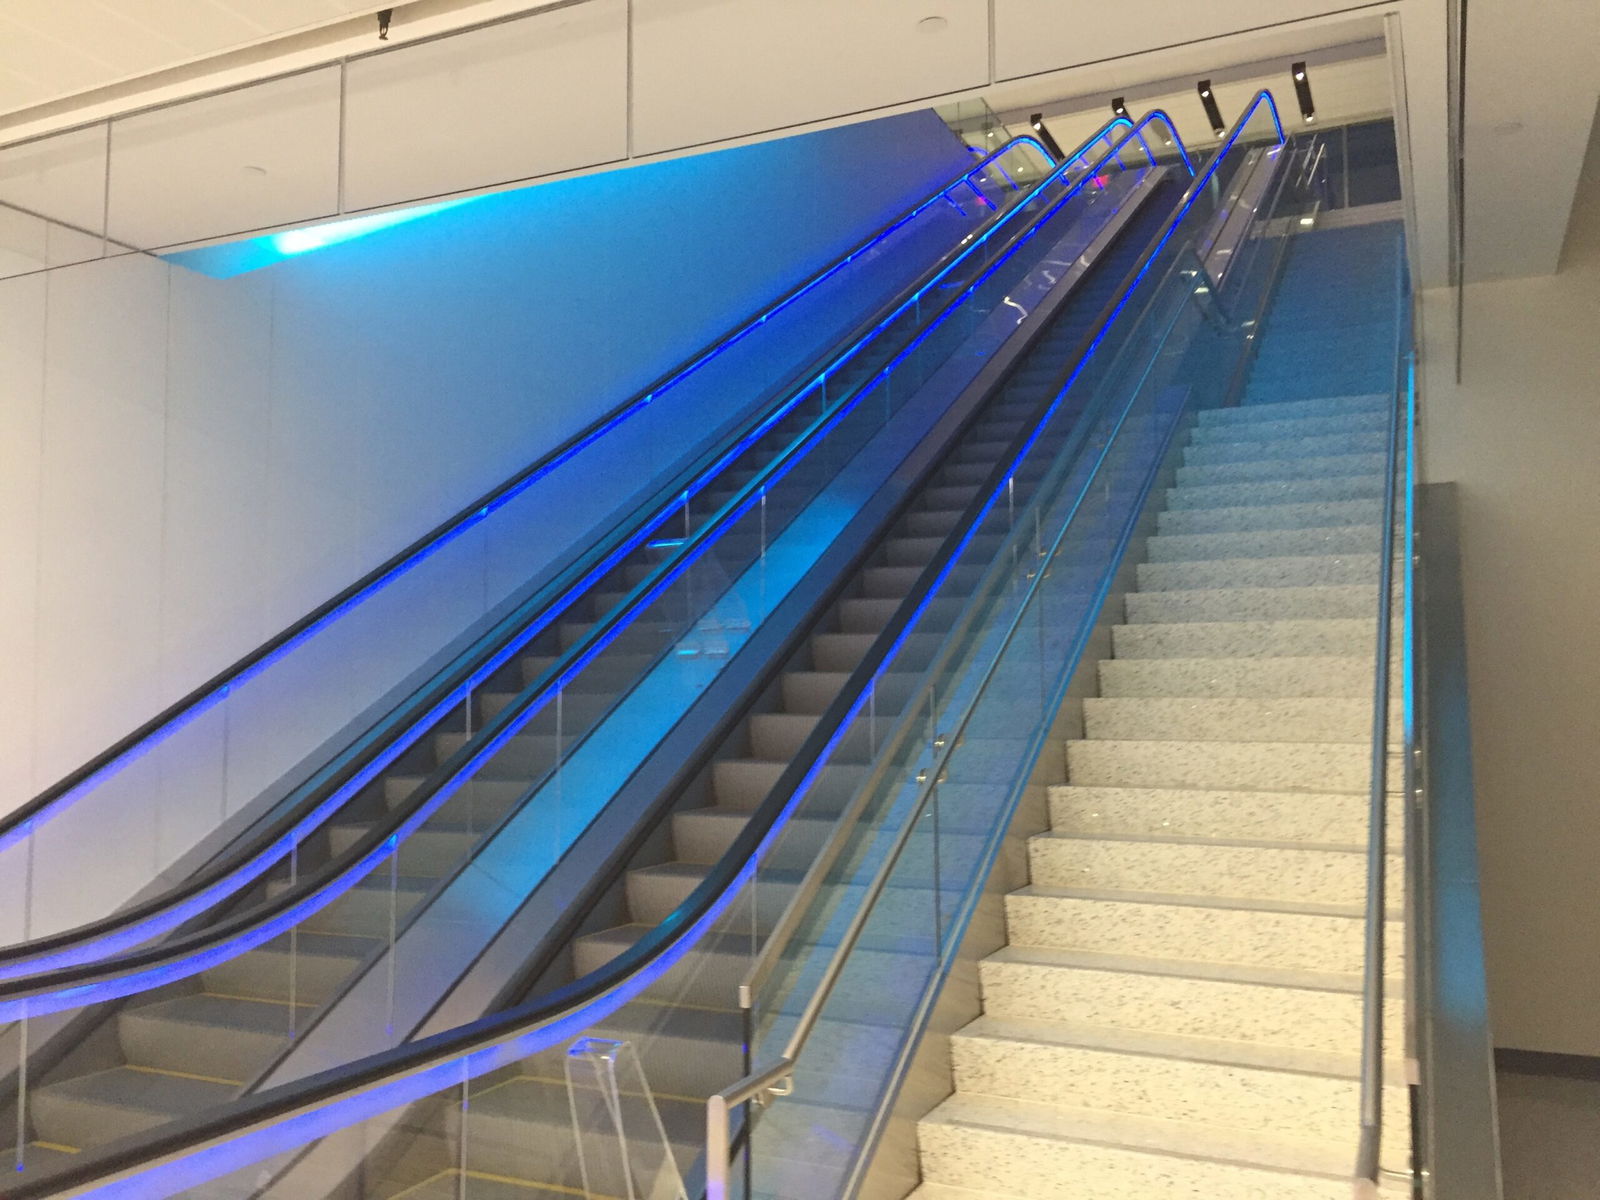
[0,135,1056,963]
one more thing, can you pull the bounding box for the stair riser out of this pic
[1197,394,1387,426]
[1157,499,1384,536]
[1097,657,1370,699]
[1144,526,1379,562]
[950,1034,1361,1142]
[1187,413,1388,444]
[1028,837,1393,907]
[1136,555,1379,592]
[1113,619,1373,658]
[1124,587,1377,624]
[1004,893,1404,974]
[1175,457,1384,486]
[1183,432,1387,465]
[979,958,1402,1054]
[1067,741,1369,793]
[916,1122,1348,1200]
[1166,479,1385,509]
[1048,787,1383,845]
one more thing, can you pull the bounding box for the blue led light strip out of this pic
[0,99,1267,1196]
[0,132,1069,866]
[0,124,1134,996]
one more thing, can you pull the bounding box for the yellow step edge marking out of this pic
[30,1141,79,1154]
[199,989,315,1009]
[124,1064,243,1087]
[399,1167,618,1199]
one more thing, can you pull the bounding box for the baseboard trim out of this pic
[1496,1047,1600,1081]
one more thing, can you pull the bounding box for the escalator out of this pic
[0,115,1192,1190]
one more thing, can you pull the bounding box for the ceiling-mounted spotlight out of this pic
[1028,112,1066,160]
[1291,60,1316,123]
[1197,79,1225,138]
[1111,96,1128,119]
[376,7,393,39]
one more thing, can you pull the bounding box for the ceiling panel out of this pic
[0,0,389,116]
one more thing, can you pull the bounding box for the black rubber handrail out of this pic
[0,132,1060,856]
[0,102,1221,1199]
[0,124,1142,999]
[0,133,1101,977]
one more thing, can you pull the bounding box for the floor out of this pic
[1495,1064,1600,1198]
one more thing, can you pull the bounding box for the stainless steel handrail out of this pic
[705,89,1287,1200]
[1354,226,1413,1198]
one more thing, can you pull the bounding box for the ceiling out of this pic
[0,0,386,115]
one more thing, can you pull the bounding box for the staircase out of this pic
[913,222,1410,1199]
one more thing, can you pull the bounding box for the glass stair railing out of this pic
[0,116,1191,1192]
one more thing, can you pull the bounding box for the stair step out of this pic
[1082,696,1372,743]
[1048,785,1375,845]
[201,930,378,1006]
[978,943,1403,1055]
[1183,430,1387,465]
[1066,738,1368,792]
[328,821,479,877]
[671,807,832,865]
[1156,498,1384,535]
[948,1014,1382,1143]
[1113,617,1374,658]
[1165,477,1385,509]
[1176,455,1385,486]
[1197,393,1387,425]
[1125,585,1377,624]
[1187,412,1388,444]
[118,992,295,1082]
[1027,830,1384,906]
[1136,553,1379,592]
[1144,525,1379,563]
[265,874,433,938]
[1002,884,1402,975]
[1097,655,1370,698]
[30,1067,236,1150]
[918,1092,1349,1199]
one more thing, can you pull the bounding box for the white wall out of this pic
[1420,110,1600,1057]
[0,108,969,816]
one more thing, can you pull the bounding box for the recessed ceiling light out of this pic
[917,15,948,33]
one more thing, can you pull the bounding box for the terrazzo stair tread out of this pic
[1175,455,1386,487]
[1066,738,1369,792]
[30,1066,238,1148]
[1126,585,1376,624]
[671,806,834,864]
[1097,655,1370,698]
[1156,497,1384,535]
[264,873,433,937]
[906,1183,1033,1200]
[1164,477,1386,509]
[383,775,526,814]
[327,821,479,876]
[1048,784,1379,844]
[1182,431,1387,465]
[1143,525,1380,564]
[1003,884,1404,974]
[1114,615,1373,656]
[117,992,297,1080]
[1081,696,1379,743]
[1026,830,1392,906]
[1197,393,1387,425]
[917,1093,1351,1197]
[1135,553,1380,592]
[1186,412,1388,444]
[202,930,379,1005]
[950,1014,1384,1119]
[977,944,1405,1054]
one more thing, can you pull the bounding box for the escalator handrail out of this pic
[0,129,1070,859]
[715,95,1292,1148]
[0,121,1147,1006]
[0,109,1208,1199]
[0,128,1111,979]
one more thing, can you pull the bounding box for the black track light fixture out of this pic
[1291,60,1316,123]
[1028,112,1065,160]
[1197,79,1225,138]
[1111,96,1128,119]
[377,7,393,39]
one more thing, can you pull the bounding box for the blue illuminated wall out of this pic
[0,109,970,810]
